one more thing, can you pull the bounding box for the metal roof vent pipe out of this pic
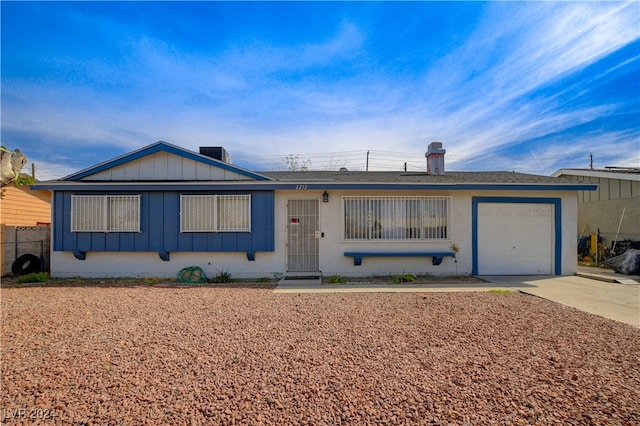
[425,142,445,175]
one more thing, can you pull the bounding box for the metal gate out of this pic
[286,199,319,272]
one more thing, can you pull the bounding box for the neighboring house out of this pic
[33,141,596,279]
[552,168,639,248]
[1,177,51,226]
[0,177,52,275]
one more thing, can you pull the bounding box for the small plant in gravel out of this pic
[327,275,348,284]
[135,277,164,286]
[16,272,48,283]
[209,268,232,283]
[489,289,513,295]
[392,273,416,283]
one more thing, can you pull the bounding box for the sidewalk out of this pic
[575,265,640,284]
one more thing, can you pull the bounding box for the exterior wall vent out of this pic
[425,142,446,175]
[199,147,232,164]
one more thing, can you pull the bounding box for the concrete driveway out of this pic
[481,275,640,328]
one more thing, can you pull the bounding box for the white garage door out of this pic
[477,203,554,275]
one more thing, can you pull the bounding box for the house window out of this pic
[181,195,216,232]
[180,194,251,232]
[217,195,251,231]
[343,196,450,241]
[71,195,140,232]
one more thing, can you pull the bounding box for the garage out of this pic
[476,202,555,275]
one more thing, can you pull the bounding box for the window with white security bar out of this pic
[343,196,450,241]
[71,195,141,232]
[180,194,251,232]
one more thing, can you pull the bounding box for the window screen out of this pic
[71,195,140,232]
[180,194,250,232]
[343,196,450,241]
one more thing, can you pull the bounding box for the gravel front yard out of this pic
[1,285,639,425]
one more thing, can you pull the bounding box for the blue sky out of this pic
[2,1,639,180]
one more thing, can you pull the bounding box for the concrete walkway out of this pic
[274,274,640,328]
[481,275,639,328]
[575,265,640,285]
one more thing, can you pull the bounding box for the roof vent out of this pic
[425,142,445,175]
[199,147,232,164]
[339,167,349,172]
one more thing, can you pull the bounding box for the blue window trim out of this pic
[472,197,562,276]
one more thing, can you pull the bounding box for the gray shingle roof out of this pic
[260,170,576,185]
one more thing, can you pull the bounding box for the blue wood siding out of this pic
[53,190,275,253]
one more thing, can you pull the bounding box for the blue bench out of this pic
[344,251,456,266]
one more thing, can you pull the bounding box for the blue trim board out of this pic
[472,197,562,276]
[344,251,455,266]
[34,182,597,191]
[61,141,271,181]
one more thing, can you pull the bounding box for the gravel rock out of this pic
[1,287,639,424]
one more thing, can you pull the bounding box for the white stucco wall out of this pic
[561,192,579,275]
[50,189,579,278]
[50,250,283,279]
[288,189,465,277]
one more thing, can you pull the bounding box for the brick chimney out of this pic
[425,142,445,175]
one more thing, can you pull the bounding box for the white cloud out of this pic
[3,2,638,179]
[392,2,640,163]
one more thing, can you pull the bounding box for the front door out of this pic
[287,199,319,272]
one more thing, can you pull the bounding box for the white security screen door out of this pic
[287,199,319,272]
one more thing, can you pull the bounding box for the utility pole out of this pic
[589,152,593,170]
[366,150,369,172]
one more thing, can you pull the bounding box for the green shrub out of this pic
[256,277,271,283]
[328,275,347,284]
[16,272,48,283]
[392,273,416,284]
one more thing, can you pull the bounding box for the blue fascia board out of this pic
[61,141,271,182]
[33,182,599,191]
[471,196,563,276]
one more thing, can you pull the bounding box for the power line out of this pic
[29,149,635,179]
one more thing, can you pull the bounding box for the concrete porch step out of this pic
[277,274,322,287]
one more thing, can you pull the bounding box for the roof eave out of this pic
[552,168,640,181]
[32,181,598,191]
